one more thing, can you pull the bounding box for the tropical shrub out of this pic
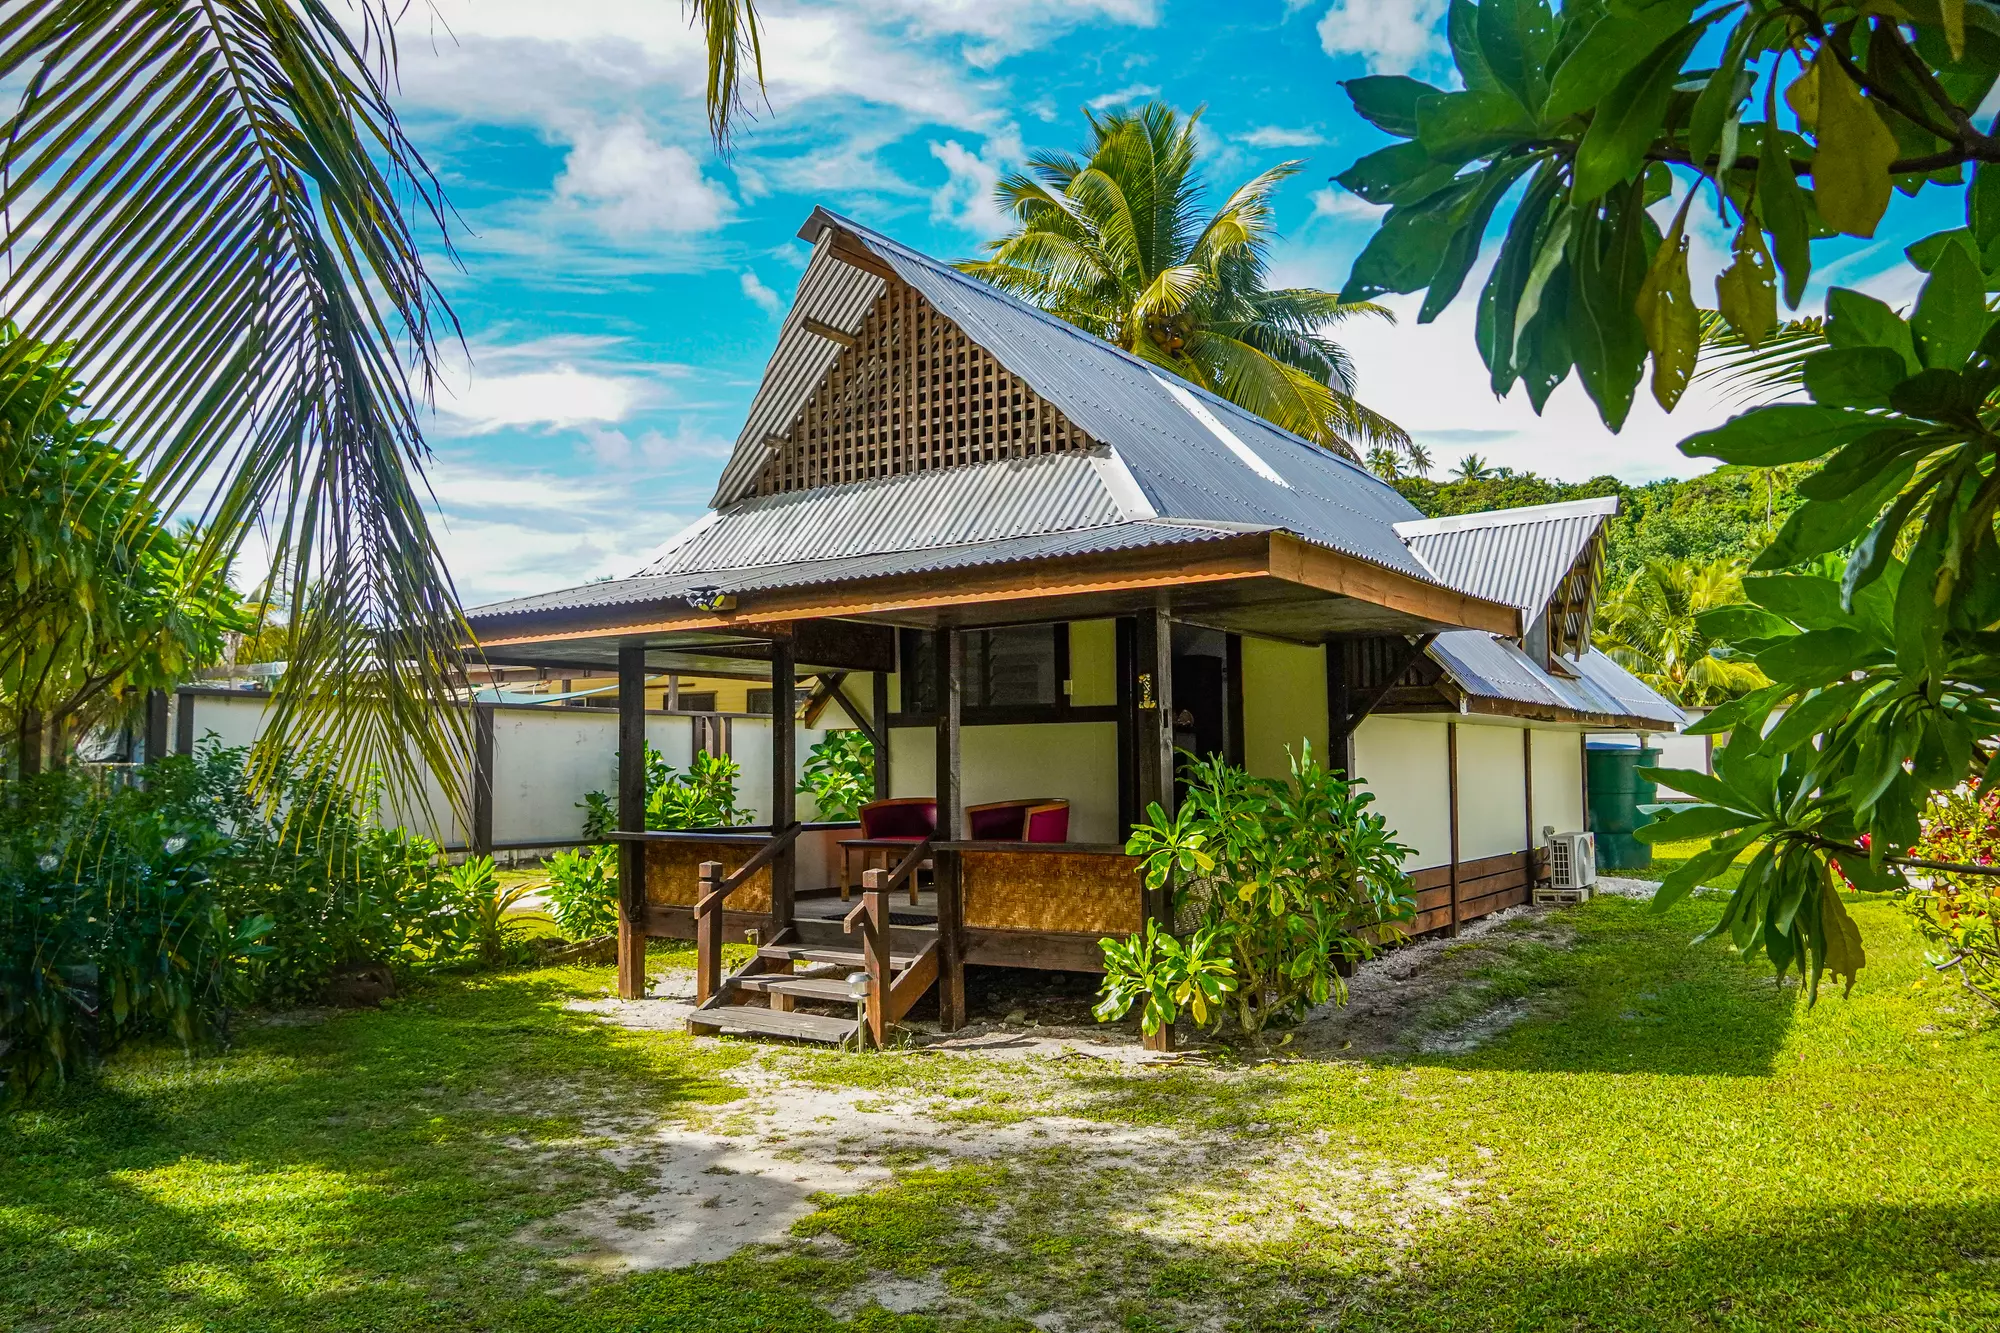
[543,846,619,942]
[1903,788,2000,1012]
[799,730,873,820]
[1,772,272,1104]
[1100,746,1414,1041]
[447,856,541,966]
[1596,556,1769,707]
[580,743,748,836]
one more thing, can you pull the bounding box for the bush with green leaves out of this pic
[447,855,541,965]
[1,770,272,1104]
[580,743,748,836]
[1335,0,2000,996]
[542,845,619,942]
[1102,746,1414,1041]
[798,729,873,820]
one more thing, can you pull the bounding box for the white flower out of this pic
[36,854,58,872]
[164,835,188,855]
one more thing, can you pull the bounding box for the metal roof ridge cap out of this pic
[1393,494,1621,536]
[1086,448,1158,520]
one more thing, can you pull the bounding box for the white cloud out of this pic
[435,364,641,434]
[1317,0,1448,76]
[929,130,1022,235]
[552,120,733,236]
[577,419,737,467]
[1240,125,1325,148]
[1087,84,1161,111]
[1309,185,1384,223]
[740,269,783,316]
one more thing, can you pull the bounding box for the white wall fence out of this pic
[169,688,842,853]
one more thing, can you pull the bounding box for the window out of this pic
[672,691,718,712]
[746,688,773,715]
[899,625,1065,715]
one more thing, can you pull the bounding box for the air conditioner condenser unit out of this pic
[1537,831,1596,904]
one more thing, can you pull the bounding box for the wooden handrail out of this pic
[878,837,931,898]
[693,822,805,917]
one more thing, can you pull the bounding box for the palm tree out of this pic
[959,103,1407,459]
[1365,445,1402,481]
[1404,442,1434,477]
[1595,558,1769,708]
[0,4,759,796]
[1453,453,1497,482]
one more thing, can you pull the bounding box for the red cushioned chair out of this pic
[1021,800,1070,843]
[839,798,937,904]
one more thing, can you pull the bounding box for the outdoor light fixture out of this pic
[685,587,737,613]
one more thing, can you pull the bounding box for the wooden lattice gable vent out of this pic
[752,276,1102,495]
[1545,522,1609,660]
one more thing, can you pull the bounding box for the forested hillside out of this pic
[1393,466,1808,579]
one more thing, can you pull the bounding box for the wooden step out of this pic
[734,974,865,1004]
[758,943,921,970]
[689,1005,858,1044]
[792,919,938,953]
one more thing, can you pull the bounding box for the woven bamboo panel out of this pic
[961,850,1145,935]
[754,278,1100,494]
[643,841,772,913]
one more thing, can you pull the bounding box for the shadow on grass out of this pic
[0,965,744,1332]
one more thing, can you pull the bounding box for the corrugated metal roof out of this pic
[1396,497,1618,616]
[468,520,1269,624]
[643,452,1133,577]
[1425,631,1685,728]
[708,209,1442,587]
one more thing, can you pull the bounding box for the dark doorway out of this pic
[1171,625,1233,803]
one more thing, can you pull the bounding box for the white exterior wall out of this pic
[885,720,1119,844]
[1455,719,1528,861]
[1352,715,1451,869]
[1529,728,1587,840]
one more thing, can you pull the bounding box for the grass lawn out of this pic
[5,897,1998,1331]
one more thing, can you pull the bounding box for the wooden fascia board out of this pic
[469,535,1275,649]
[1267,532,1520,637]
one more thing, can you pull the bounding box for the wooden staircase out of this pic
[688,846,937,1047]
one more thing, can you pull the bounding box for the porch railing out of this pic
[841,839,932,1046]
[693,823,803,1003]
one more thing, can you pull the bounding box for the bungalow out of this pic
[462,208,1682,1050]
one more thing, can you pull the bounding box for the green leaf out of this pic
[1688,11,1756,168]
[1824,287,1920,371]
[1755,628,1882,683]
[1567,182,1650,430]
[1543,0,1694,122]
[1639,766,1742,810]
[1800,346,1908,409]
[1634,192,1699,409]
[1679,404,1888,466]
[1416,89,1537,162]
[1335,142,1462,207]
[1757,113,1813,308]
[1714,217,1778,348]
[1743,574,1859,632]
[1636,804,1757,845]
[1910,234,1992,368]
[1807,48,1900,237]
[1696,602,1797,643]
[1652,826,1765,912]
[1341,178,1483,301]
[1816,878,1866,998]
[1477,0,1557,112]
[1889,366,1988,420]
[1762,680,1869,753]
[1342,75,1444,138]
[1571,12,1718,202]
[1421,156,1539,322]
[1450,0,1500,91]
[1477,163,1563,393]
[1754,462,1917,568]
[1972,160,2000,249]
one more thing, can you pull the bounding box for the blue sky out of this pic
[389,0,1952,606]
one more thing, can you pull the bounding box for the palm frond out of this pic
[1,0,468,807]
[687,0,765,147]
[1694,311,1825,405]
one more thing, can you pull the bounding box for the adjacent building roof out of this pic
[1429,633,1686,730]
[1396,496,1619,615]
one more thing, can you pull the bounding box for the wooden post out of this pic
[144,690,169,766]
[616,645,649,1000]
[1522,728,1536,894]
[770,638,797,928]
[695,860,723,1005]
[175,689,195,755]
[15,708,40,778]
[1135,607,1177,1053]
[862,868,890,1048]
[1223,633,1245,769]
[934,627,966,1031]
[872,669,891,800]
[1326,639,1352,775]
[471,703,496,859]
[1447,721,1461,938]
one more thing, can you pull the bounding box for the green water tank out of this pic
[1587,743,1662,872]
